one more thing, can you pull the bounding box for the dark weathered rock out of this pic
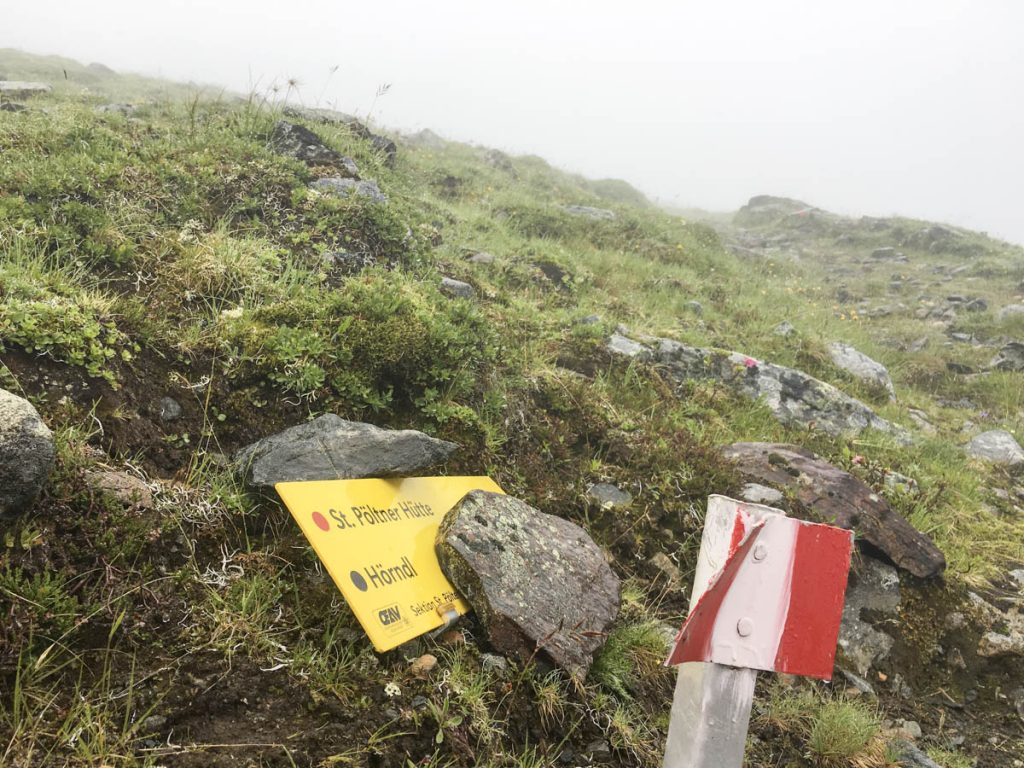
[609,335,908,440]
[282,106,397,166]
[0,81,51,98]
[0,102,27,113]
[990,341,1024,372]
[233,415,457,489]
[721,442,946,578]
[437,491,620,676]
[0,388,55,518]
[311,177,387,203]
[270,120,352,167]
[966,430,1024,468]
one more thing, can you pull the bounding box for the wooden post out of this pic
[662,495,783,768]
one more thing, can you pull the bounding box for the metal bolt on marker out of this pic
[736,618,754,637]
[752,544,768,562]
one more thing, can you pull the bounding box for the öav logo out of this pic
[378,604,402,626]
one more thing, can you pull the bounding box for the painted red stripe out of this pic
[666,523,765,666]
[773,523,853,680]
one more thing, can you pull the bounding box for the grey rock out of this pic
[270,120,346,165]
[739,483,784,506]
[562,204,615,221]
[610,335,908,440]
[311,177,387,203]
[890,739,941,767]
[828,342,896,400]
[839,668,877,697]
[894,719,923,739]
[0,389,55,518]
[907,336,930,353]
[585,482,632,508]
[577,314,602,326]
[1014,688,1024,723]
[480,653,510,675]
[0,102,27,113]
[157,397,183,423]
[439,277,475,300]
[684,300,704,316]
[648,552,681,584]
[140,715,167,732]
[965,297,988,312]
[871,247,898,259]
[839,556,901,675]
[1010,569,1024,589]
[437,491,620,676]
[978,631,1024,658]
[966,430,1024,467]
[233,415,457,489]
[282,106,397,166]
[884,471,918,493]
[773,321,797,337]
[585,739,613,762]
[990,342,1024,372]
[998,304,1024,321]
[907,409,937,435]
[606,334,651,360]
[95,103,137,116]
[466,251,496,265]
[0,81,51,98]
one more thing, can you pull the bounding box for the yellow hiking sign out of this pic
[276,476,504,651]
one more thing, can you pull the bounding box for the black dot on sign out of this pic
[350,570,368,592]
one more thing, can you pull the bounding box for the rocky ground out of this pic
[1,49,1023,767]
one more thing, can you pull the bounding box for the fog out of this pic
[6,1,1024,244]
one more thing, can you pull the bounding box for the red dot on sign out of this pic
[312,511,330,532]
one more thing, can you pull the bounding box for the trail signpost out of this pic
[276,476,504,651]
[663,495,854,767]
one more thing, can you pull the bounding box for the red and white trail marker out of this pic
[662,495,853,768]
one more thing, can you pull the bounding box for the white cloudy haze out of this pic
[6,1,1024,243]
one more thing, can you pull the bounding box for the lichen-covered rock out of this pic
[989,342,1024,372]
[233,415,457,489]
[722,443,945,577]
[437,491,620,676]
[270,120,353,168]
[311,177,387,203]
[966,430,1024,468]
[585,482,632,509]
[609,334,908,440]
[838,556,901,675]
[0,388,55,518]
[827,342,896,400]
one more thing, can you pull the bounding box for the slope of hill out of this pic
[1,49,1023,767]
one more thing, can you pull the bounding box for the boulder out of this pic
[562,205,615,221]
[889,740,942,768]
[609,334,908,440]
[0,389,55,518]
[989,342,1024,372]
[270,120,352,167]
[966,430,1024,468]
[585,483,632,509]
[721,443,946,578]
[437,491,620,676]
[0,81,51,98]
[838,556,901,675]
[233,415,457,489]
[827,342,896,399]
[998,304,1024,322]
[439,277,475,300]
[311,177,387,203]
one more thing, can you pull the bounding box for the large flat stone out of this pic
[233,415,458,489]
[721,442,946,578]
[437,491,620,677]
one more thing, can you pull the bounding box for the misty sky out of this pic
[6,1,1024,244]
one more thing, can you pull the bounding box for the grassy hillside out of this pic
[1,49,1023,767]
